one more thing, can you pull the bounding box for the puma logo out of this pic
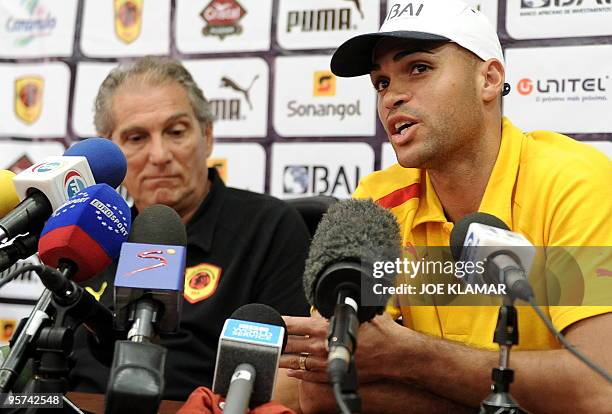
[596,268,612,278]
[344,0,364,19]
[85,281,108,302]
[220,75,259,110]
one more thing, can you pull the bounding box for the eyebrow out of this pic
[118,112,192,136]
[370,48,436,72]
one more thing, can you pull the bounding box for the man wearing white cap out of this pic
[280,0,612,413]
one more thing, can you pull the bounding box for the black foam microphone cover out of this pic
[129,204,187,246]
[302,199,401,321]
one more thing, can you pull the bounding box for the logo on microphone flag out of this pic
[64,170,87,198]
[114,0,143,44]
[14,76,44,124]
[115,243,186,291]
[31,161,63,174]
[184,263,222,304]
[38,184,131,282]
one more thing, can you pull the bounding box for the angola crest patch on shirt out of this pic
[184,263,222,304]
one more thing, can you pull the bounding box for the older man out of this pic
[69,56,310,401]
[281,1,612,413]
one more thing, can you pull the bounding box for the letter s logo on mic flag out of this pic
[38,183,131,282]
[115,243,185,287]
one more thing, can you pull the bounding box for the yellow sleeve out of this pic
[544,152,612,331]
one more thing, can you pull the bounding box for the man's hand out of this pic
[280,311,412,383]
[280,311,329,383]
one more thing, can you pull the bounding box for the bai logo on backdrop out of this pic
[285,0,364,34]
[520,0,611,15]
[516,76,609,103]
[210,74,259,121]
[14,75,44,125]
[114,0,143,44]
[283,165,362,196]
[201,0,247,40]
[4,0,57,46]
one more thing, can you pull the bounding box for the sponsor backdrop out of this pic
[0,0,611,341]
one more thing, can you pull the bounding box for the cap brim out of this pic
[330,31,449,78]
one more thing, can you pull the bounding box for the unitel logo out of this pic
[201,0,246,40]
[517,78,535,96]
[517,77,608,95]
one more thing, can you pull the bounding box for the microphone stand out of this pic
[3,263,99,413]
[328,292,361,414]
[338,358,361,414]
[21,264,93,413]
[104,296,166,414]
[479,296,528,414]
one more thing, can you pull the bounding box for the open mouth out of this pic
[395,121,415,135]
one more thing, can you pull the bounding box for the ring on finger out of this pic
[299,352,310,371]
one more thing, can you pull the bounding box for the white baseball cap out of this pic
[331,0,504,77]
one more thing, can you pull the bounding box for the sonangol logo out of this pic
[32,161,62,173]
[517,78,534,96]
[64,170,87,198]
[313,71,337,97]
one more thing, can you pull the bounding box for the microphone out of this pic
[0,170,20,219]
[302,199,401,383]
[114,204,187,341]
[0,233,38,274]
[38,183,131,283]
[449,212,536,302]
[105,205,186,414]
[63,138,127,190]
[0,184,131,393]
[212,303,288,413]
[0,138,127,243]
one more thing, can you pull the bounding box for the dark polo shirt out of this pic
[69,168,310,401]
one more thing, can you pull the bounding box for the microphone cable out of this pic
[527,297,611,384]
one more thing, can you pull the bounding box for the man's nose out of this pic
[382,84,413,110]
[148,135,172,165]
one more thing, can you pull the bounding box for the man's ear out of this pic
[480,59,505,104]
[203,122,213,158]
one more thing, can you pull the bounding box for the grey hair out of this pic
[93,56,214,137]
